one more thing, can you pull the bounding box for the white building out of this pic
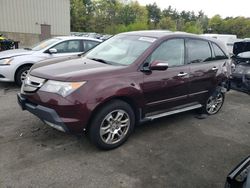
[0,0,70,47]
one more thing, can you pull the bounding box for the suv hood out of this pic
[30,57,124,81]
[233,41,250,56]
[0,49,34,59]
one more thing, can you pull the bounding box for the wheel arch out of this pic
[14,63,33,81]
[86,96,141,131]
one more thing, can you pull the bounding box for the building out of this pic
[0,0,70,47]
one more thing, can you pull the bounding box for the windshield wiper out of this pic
[89,58,112,65]
[24,47,32,50]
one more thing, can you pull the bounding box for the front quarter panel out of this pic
[67,71,145,115]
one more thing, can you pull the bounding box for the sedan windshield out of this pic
[31,38,61,51]
[86,35,155,65]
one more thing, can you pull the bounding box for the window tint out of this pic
[52,40,81,53]
[67,40,81,52]
[187,39,212,63]
[212,43,228,60]
[84,40,99,51]
[148,39,185,67]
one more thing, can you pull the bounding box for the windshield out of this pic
[86,35,155,65]
[31,38,61,51]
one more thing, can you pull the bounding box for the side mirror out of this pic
[48,48,57,54]
[149,60,169,71]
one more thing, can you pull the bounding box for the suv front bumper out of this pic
[17,93,69,132]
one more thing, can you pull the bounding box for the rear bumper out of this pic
[17,93,69,132]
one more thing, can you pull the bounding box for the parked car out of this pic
[231,41,250,94]
[0,36,101,86]
[225,156,250,188]
[17,31,231,150]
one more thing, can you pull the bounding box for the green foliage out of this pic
[183,21,203,34]
[70,0,250,38]
[146,2,161,28]
[159,17,176,31]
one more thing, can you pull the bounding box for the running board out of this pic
[145,104,202,120]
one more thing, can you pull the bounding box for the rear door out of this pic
[187,39,227,103]
[142,38,190,114]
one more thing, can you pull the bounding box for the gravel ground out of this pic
[0,82,250,188]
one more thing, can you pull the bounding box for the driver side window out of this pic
[148,39,185,67]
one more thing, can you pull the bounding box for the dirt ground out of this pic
[0,82,250,188]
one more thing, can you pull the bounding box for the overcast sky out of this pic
[136,0,250,18]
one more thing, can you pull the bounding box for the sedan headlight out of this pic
[0,58,13,65]
[40,80,86,97]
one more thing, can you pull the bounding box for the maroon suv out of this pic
[17,31,231,149]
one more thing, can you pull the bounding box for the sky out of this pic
[136,0,250,18]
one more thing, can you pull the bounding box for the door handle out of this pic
[212,67,218,71]
[177,72,188,77]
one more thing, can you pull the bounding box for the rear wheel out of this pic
[89,100,135,150]
[15,65,31,86]
[203,91,225,115]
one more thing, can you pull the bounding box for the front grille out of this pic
[22,75,45,93]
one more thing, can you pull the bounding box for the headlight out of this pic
[0,58,13,65]
[40,80,86,97]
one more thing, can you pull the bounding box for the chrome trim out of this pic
[177,72,188,77]
[146,104,202,120]
[212,67,218,71]
[147,95,188,106]
[189,90,209,97]
[22,75,45,93]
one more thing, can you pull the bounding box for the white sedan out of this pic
[0,36,101,85]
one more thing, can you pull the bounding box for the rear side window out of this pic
[52,40,82,53]
[84,40,99,52]
[212,43,228,60]
[148,38,185,67]
[187,39,212,63]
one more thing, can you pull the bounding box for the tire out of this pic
[15,65,31,86]
[202,90,225,115]
[89,100,135,150]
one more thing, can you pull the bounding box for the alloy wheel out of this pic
[20,70,29,82]
[100,110,130,145]
[206,92,224,115]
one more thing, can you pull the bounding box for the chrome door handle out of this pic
[212,67,218,71]
[177,72,188,77]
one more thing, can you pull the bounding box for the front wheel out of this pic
[203,91,225,115]
[15,66,31,86]
[89,100,135,150]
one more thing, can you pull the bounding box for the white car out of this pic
[0,36,101,85]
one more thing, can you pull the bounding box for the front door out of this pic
[142,38,190,114]
[44,40,83,59]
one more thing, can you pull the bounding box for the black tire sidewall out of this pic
[89,100,135,150]
[15,66,30,86]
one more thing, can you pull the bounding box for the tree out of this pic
[209,15,223,33]
[146,2,161,28]
[159,17,176,31]
[70,0,86,32]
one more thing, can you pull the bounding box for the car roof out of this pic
[54,36,102,42]
[119,30,229,55]
[119,30,218,41]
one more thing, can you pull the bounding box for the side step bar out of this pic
[145,104,202,121]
